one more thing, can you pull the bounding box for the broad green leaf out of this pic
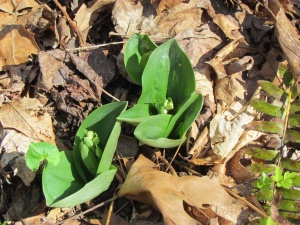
[26,142,60,171]
[73,102,128,182]
[250,99,285,118]
[124,33,157,84]
[288,114,300,128]
[117,104,156,125]
[246,147,278,161]
[138,39,196,111]
[134,114,184,148]
[258,80,287,102]
[284,130,300,144]
[43,150,117,207]
[246,121,284,136]
[290,99,300,114]
[43,150,84,206]
[167,93,203,138]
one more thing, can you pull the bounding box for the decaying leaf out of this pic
[210,100,257,158]
[119,154,249,225]
[0,97,55,143]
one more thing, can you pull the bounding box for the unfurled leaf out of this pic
[281,158,300,172]
[26,142,60,171]
[257,172,273,190]
[272,167,284,183]
[124,33,157,84]
[247,121,284,136]
[279,63,294,88]
[250,99,285,118]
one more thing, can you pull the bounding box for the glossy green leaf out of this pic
[250,99,285,118]
[247,121,284,136]
[43,150,117,208]
[258,80,287,102]
[124,33,157,84]
[167,93,203,138]
[26,142,60,171]
[246,147,278,161]
[134,114,183,148]
[138,39,196,111]
[117,104,156,125]
[284,130,300,144]
[73,102,128,182]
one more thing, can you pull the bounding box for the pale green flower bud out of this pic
[95,146,103,158]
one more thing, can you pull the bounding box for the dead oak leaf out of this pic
[0,97,55,144]
[119,154,248,225]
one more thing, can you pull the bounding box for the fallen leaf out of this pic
[209,100,256,158]
[0,26,39,69]
[119,154,249,225]
[74,0,116,41]
[0,97,55,143]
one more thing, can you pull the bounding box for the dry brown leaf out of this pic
[119,154,249,225]
[0,26,39,69]
[268,0,300,82]
[0,97,55,143]
[74,0,116,41]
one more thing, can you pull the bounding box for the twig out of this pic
[54,195,118,225]
[53,0,85,46]
[66,41,126,52]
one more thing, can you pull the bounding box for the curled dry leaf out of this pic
[119,154,249,225]
[209,100,257,159]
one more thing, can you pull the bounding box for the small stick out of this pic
[54,196,118,225]
[66,41,126,52]
[53,0,85,46]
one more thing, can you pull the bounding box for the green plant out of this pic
[26,102,127,207]
[118,33,203,148]
[26,34,203,208]
[246,63,300,223]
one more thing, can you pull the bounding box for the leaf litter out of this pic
[0,0,299,224]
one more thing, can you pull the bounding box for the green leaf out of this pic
[258,80,287,102]
[246,121,284,136]
[250,99,285,118]
[167,93,203,138]
[282,158,300,172]
[290,99,300,114]
[272,167,284,183]
[288,114,300,128]
[134,114,184,148]
[124,33,157,84]
[257,172,273,190]
[279,63,294,88]
[26,142,60,171]
[73,102,127,182]
[43,150,116,208]
[284,130,300,144]
[80,142,99,176]
[138,39,196,111]
[117,104,156,125]
[246,147,278,161]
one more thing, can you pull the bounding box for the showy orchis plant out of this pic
[118,34,203,148]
